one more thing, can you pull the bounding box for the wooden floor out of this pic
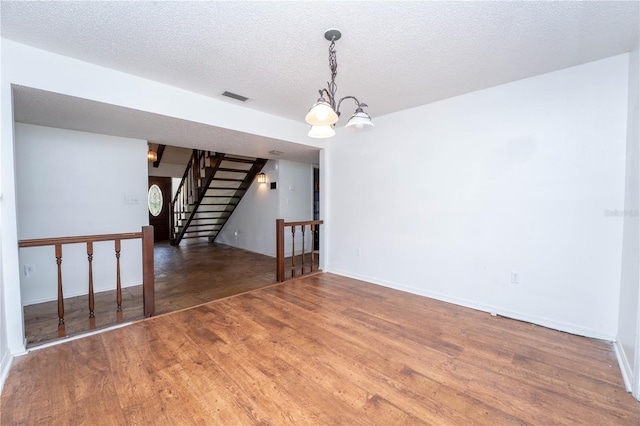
[24,239,304,346]
[3,273,638,424]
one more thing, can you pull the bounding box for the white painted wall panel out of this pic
[0,237,12,394]
[327,54,629,339]
[15,124,148,305]
[617,48,640,395]
[279,160,314,255]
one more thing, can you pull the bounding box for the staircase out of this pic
[171,150,267,245]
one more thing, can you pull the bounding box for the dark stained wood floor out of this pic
[4,273,639,424]
[24,240,281,346]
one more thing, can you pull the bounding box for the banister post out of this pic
[55,244,64,325]
[276,219,285,282]
[87,241,95,319]
[142,226,155,317]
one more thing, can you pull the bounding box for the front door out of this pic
[148,176,172,241]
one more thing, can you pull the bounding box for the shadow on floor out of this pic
[24,240,284,347]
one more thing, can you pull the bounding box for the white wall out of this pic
[279,160,314,222]
[279,160,315,255]
[216,160,314,256]
[0,228,12,394]
[15,124,148,304]
[617,49,640,396]
[327,54,630,340]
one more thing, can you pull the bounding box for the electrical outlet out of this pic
[356,248,362,256]
[24,265,33,277]
[511,272,520,284]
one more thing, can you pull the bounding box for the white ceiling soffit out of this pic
[2,1,638,122]
[149,144,193,167]
[12,86,320,164]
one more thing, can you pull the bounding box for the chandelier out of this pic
[305,29,373,138]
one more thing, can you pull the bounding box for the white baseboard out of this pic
[0,351,13,395]
[614,339,634,393]
[329,269,615,341]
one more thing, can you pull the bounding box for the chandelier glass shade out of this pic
[305,101,339,126]
[305,29,373,138]
[308,124,336,138]
[345,109,375,132]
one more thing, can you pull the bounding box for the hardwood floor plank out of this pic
[3,273,639,424]
[266,280,640,422]
[223,309,375,425]
[173,306,312,424]
[240,289,526,424]
[102,328,171,425]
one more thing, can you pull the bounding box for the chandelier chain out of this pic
[326,40,338,110]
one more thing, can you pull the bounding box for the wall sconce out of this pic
[147,149,157,162]
[257,173,267,184]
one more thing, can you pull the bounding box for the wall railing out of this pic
[276,219,323,282]
[18,226,155,336]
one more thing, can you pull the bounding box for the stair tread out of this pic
[221,157,259,164]
[217,167,252,173]
[210,178,247,182]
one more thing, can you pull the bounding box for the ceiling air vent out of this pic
[221,91,249,102]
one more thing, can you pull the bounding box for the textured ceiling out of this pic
[2,1,639,161]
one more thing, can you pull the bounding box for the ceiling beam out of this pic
[152,144,166,168]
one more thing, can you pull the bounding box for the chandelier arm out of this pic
[318,88,332,101]
[336,96,365,116]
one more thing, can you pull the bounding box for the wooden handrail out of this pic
[18,232,143,247]
[282,220,324,227]
[18,226,155,335]
[276,219,323,282]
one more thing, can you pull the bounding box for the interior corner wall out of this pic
[326,53,629,340]
[0,230,12,394]
[617,48,640,397]
[216,160,280,256]
[278,160,314,220]
[1,72,27,355]
[278,160,314,255]
[15,124,149,305]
